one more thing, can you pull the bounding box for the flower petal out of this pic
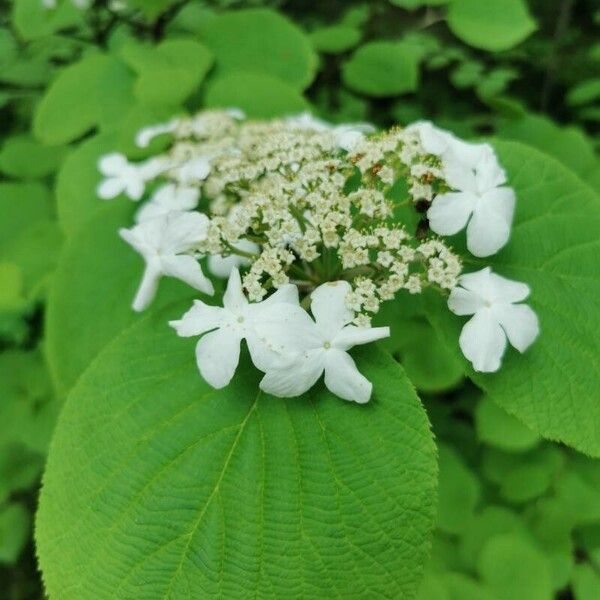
[98,153,127,176]
[162,211,209,253]
[466,188,515,257]
[161,255,214,295]
[333,325,390,350]
[448,286,485,316]
[427,191,476,236]
[169,300,225,337]
[259,349,325,398]
[131,262,161,312]
[195,328,241,389]
[459,309,507,373]
[494,303,540,353]
[310,280,353,337]
[323,349,372,404]
[97,177,124,200]
[124,177,144,201]
[223,267,247,312]
[487,271,530,304]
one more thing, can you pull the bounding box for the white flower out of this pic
[285,112,375,152]
[448,267,539,373]
[208,239,259,278]
[119,211,213,312]
[97,153,147,201]
[136,118,180,148]
[259,281,390,403]
[169,268,308,388]
[427,146,515,257]
[135,184,199,223]
[173,156,211,184]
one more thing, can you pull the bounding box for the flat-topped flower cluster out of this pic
[98,109,539,402]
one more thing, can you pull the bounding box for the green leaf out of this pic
[309,26,362,54]
[567,78,600,107]
[46,203,196,396]
[572,564,600,600]
[0,182,52,253]
[0,349,57,455]
[0,262,27,313]
[123,39,213,107]
[33,53,110,145]
[478,534,552,600]
[425,141,600,457]
[198,9,317,90]
[459,506,527,569]
[0,135,67,178]
[475,397,539,452]
[126,0,182,21]
[447,0,536,52]
[55,132,119,236]
[496,114,599,192]
[0,503,30,564]
[390,0,450,9]
[437,443,480,534]
[205,72,309,119]
[12,0,84,41]
[342,40,422,97]
[37,314,437,598]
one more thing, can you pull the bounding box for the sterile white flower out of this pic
[136,119,180,148]
[207,239,259,278]
[173,156,211,184]
[448,267,539,373]
[97,153,148,201]
[135,184,199,223]
[285,112,375,152]
[169,268,309,388]
[259,281,390,403]
[427,146,515,257]
[119,211,213,312]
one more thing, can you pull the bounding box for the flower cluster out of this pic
[97,110,539,402]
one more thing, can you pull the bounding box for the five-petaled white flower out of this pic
[427,145,515,257]
[169,268,308,389]
[448,267,539,373]
[135,184,199,223]
[207,239,259,278]
[259,280,390,403]
[119,211,213,312]
[97,153,170,201]
[408,121,516,257]
[286,112,375,152]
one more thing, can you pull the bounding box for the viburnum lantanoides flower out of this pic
[119,211,213,311]
[169,268,309,388]
[259,281,390,403]
[448,267,539,372]
[98,109,540,402]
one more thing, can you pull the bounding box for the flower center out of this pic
[237,316,245,323]
[323,341,331,350]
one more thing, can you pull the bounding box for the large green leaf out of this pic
[37,311,437,598]
[197,9,317,90]
[447,0,536,52]
[45,202,195,396]
[425,141,600,456]
[342,40,423,97]
[205,72,309,118]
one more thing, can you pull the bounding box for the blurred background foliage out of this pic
[0,0,598,598]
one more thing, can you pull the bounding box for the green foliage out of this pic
[197,9,317,90]
[342,40,423,97]
[446,0,536,52]
[37,316,437,598]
